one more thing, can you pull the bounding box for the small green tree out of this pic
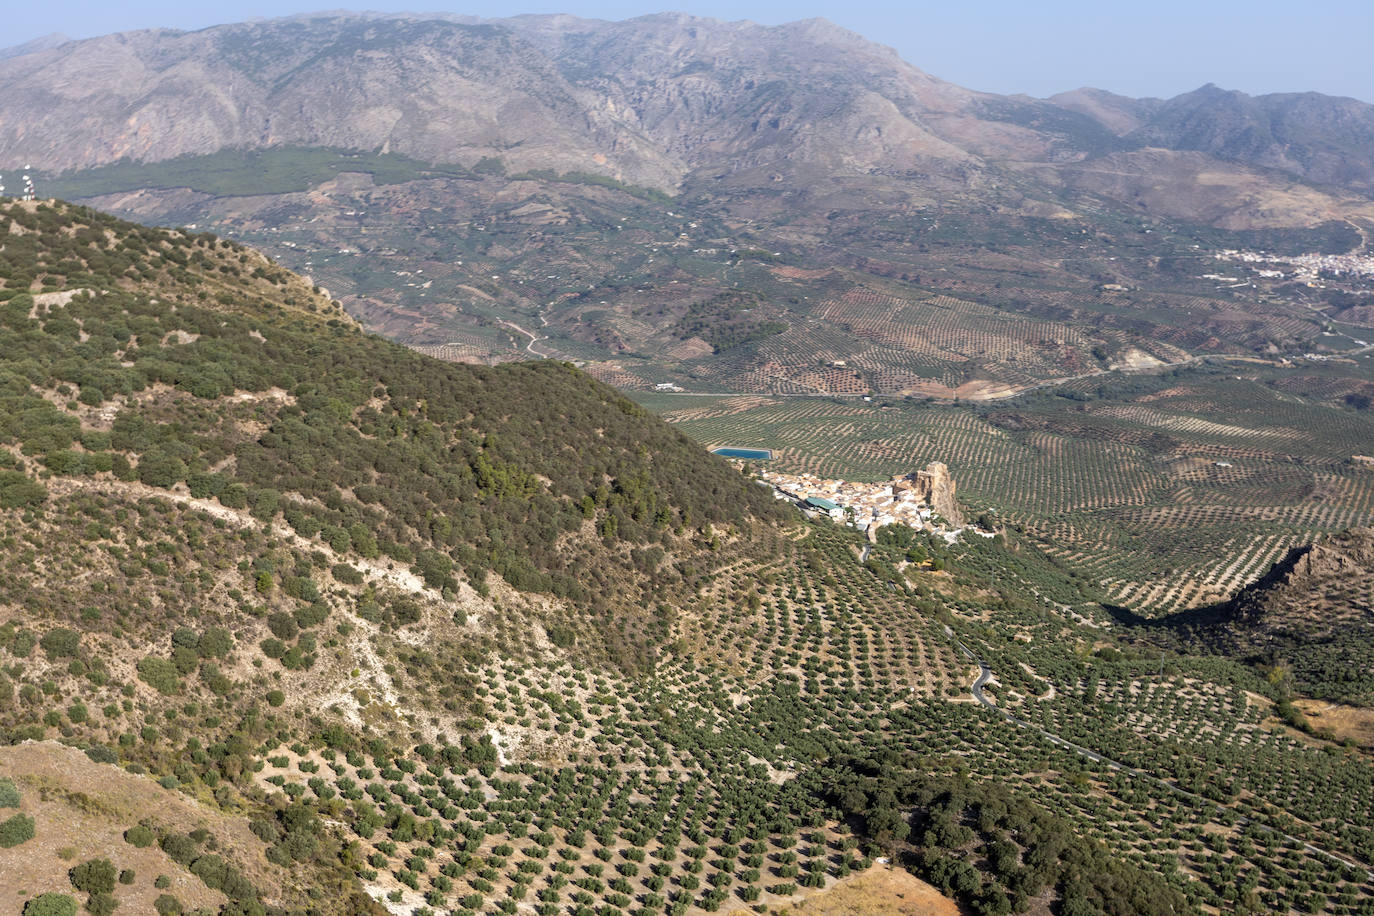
[0,777,20,808]
[40,629,81,658]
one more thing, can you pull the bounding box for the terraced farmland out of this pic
[235,519,1374,915]
[640,367,1374,617]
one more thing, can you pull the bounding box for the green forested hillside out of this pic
[0,199,787,670]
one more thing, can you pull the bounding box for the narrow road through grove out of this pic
[499,320,551,358]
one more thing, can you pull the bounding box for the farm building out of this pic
[804,496,845,519]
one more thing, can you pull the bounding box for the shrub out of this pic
[186,472,225,499]
[70,858,117,895]
[0,812,36,847]
[266,690,285,708]
[137,452,187,488]
[160,832,198,865]
[40,628,80,658]
[250,818,280,844]
[0,777,19,808]
[84,745,117,764]
[22,893,77,916]
[10,629,36,657]
[294,602,329,628]
[322,525,351,553]
[218,484,248,509]
[282,576,319,602]
[249,488,280,521]
[198,627,233,658]
[85,894,117,916]
[0,470,45,509]
[171,644,199,672]
[266,613,298,641]
[125,824,155,847]
[137,656,181,694]
[153,894,182,915]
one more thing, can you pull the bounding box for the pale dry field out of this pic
[0,742,232,915]
[726,864,964,916]
[1293,699,1374,749]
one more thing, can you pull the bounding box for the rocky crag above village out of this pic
[760,461,966,537]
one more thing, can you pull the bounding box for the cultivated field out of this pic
[641,367,1374,617]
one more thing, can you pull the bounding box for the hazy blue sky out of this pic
[6,0,1372,103]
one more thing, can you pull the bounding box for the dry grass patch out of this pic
[0,742,229,914]
[726,864,963,916]
[1293,699,1374,749]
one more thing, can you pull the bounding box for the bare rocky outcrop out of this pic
[894,461,963,527]
[1179,527,1374,653]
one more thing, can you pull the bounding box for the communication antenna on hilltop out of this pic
[21,165,36,202]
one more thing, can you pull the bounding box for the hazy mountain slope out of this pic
[1048,87,1163,136]
[0,17,680,185]
[1018,147,1374,229]
[5,11,1373,215]
[501,13,984,183]
[1125,84,1374,194]
[0,32,69,62]
[0,13,985,189]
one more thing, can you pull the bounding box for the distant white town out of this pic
[1214,248,1374,285]
[750,462,990,542]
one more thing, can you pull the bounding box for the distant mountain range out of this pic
[3,12,1373,411]
[2,13,1373,220]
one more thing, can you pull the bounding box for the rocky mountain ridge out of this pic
[1207,527,1374,641]
[2,12,1372,220]
[1167,527,1374,704]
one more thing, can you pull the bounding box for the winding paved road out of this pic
[943,626,1374,881]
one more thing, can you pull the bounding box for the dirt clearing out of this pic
[1293,699,1374,748]
[726,864,963,916]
